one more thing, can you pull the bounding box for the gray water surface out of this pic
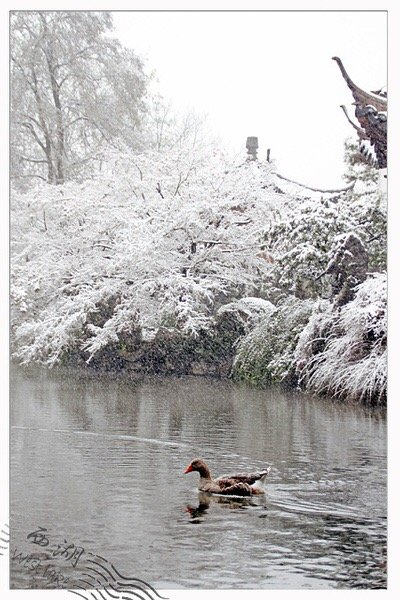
[10,365,387,590]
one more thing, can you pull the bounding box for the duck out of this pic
[183,458,270,496]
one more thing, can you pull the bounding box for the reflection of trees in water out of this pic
[11,364,143,434]
[12,365,386,478]
[11,365,386,589]
[230,384,386,486]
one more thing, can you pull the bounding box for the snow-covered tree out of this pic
[11,145,285,366]
[343,138,379,188]
[228,140,386,398]
[260,187,385,302]
[10,124,387,403]
[147,96,210,154]
[11,11,148,186]
[275,139,387,403]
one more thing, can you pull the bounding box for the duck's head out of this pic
[183,458,211,479]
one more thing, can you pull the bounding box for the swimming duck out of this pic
[183,458,270,496]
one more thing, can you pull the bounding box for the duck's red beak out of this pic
[183,464,193,474]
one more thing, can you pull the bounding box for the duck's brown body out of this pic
[184,458,270,496]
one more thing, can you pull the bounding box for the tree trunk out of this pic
[30,67,56,184]
[41,13,65,184]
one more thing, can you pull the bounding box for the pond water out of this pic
[10,365,387,590]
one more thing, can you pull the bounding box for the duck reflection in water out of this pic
[185,492,264,523]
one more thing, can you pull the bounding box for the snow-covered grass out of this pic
[295,274,387,404]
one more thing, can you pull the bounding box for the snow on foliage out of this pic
[232,296,314,385]
[262,188,386,301]
[11,136,387,404]
[217,297,276,331]
[295,273,387,404]
[11,145,284,364]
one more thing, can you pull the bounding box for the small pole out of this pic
[246,137,258,161]
[266,148,271,162]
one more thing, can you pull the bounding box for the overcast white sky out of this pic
[112,10,387,187]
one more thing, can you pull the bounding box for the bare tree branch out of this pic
[272,172,356,194]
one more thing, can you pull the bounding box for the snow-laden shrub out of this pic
[11,146,286,365]
[232,296,314,386]
[217,297,276,331]
[261,187,386,300]
[295,273,387,404]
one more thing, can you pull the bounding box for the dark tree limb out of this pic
[273,172,355,194]
[340,105,367,139]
